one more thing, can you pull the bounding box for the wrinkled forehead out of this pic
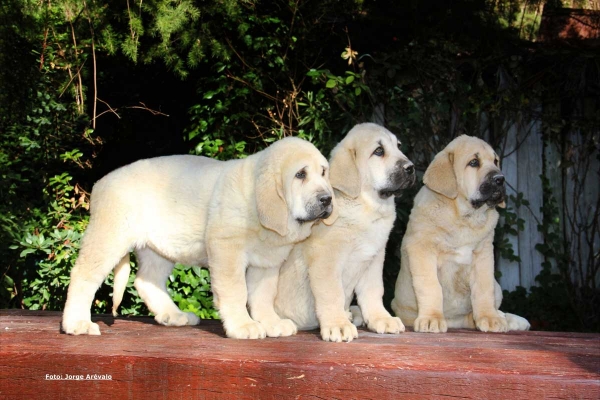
[283,147,328,172]
[355,127,399,147]
[453,138,497,162]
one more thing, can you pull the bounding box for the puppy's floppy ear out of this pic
[329,147,360,198]
[322,194,339,226]
[423,150,458,199]
[255,159,288,237]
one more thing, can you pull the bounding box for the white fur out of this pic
[275,123,413,342]
[62,137,336,338]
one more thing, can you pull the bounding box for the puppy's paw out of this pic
[414,315,448,333]
[226,321,267,339]
[368,316,405,334]
[155,311,199,327]
[320,320,358,343]
[348,306,364,327]
[185,312,201,325]
[62,320,101,336]
[475,314,508,333]
[261,317,298,337]
[505,313,530,331]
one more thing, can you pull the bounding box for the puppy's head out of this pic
[423,135,506,209]
[255,137,337,236]
[329,123,415,199]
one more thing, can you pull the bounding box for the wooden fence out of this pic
[494,118,598,291]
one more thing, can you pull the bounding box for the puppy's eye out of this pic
[468,159,480,168]
[494,159,499,166]
[397,142,402,149]
[295,170,306,180]
[322,167,326,177]
[373,147,384,157]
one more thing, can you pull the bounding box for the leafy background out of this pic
[1,0,598,331]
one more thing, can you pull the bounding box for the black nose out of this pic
[404,163,415,175]
[319,194,332,207]
[493,174,505,186]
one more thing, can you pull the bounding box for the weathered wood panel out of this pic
[497,118,599,292]
[562,130,600,288]
[1,311,599,399]
[498,122,522,292]
[515,116,545,289]
[497,117,545,291]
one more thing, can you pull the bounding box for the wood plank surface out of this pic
[1,310,598,399]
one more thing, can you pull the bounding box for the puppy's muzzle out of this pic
[316,192,333,219]
[379,160,416,198]
[472,171,506,208]
[299,191,333,222]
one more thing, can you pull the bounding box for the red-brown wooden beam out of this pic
[0,310,598,399]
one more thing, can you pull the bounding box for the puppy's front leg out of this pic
[247,266,297,337]
[208,239,266,339]
[307,245,358,342]
[355,251,405,334]
[406,244,447,333]
[471,237,508,332]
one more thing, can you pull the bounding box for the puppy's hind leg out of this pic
[134,248,200,327]
[247,266,297,338]
[62,227,131,335]
[111,254,131,317]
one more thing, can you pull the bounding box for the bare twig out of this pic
[92,100,169,123]
[96,98,121,119]
[225,73,278,101]
[124,102,170,117]
[59,60,86,98]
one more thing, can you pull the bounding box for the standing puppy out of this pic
[391,135,530,333]
[62,137,337,339]
[275,123,415,342]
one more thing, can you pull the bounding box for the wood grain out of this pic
[0,310,598,399]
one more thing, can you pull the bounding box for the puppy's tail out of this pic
[112,254,131,317]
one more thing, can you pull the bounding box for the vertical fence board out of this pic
[516,117,545,289]
[563,130,600,288]
[498,122,522,291]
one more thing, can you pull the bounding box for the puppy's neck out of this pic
[287,217,314,242]
[360,188,397,218]
[258,219,313,243]
[455,195,495,227]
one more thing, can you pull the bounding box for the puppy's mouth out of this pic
[471,171,506,209]
[296,205,333,223]
[378,175,416,199]
[470,190,506,209]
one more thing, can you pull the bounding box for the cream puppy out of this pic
[62,137,337,339]
[392,135,530,333]
[275,123,415,342]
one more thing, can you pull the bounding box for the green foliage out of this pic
[7,172,88,311]
[495,194,528,264]
[493,0,544,40]
[502,177,587,331]
[168,265,219,319]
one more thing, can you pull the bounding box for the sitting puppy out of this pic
[62,137,337,339]
[391,135,530,333]
[274,123,416,342]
